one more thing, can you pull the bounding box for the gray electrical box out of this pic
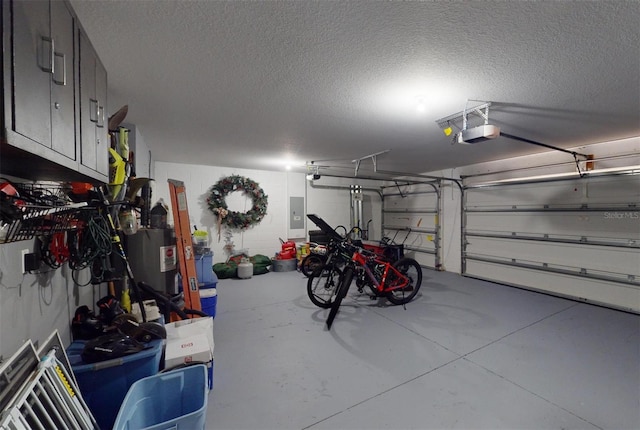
[126,228,178,294]
[290,196,304,229]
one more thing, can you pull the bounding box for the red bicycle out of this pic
[326,245,422,329]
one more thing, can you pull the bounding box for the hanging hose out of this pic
[137,282,207,321]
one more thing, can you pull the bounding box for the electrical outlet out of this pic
[23,252,39,273]
[21,249,28,274]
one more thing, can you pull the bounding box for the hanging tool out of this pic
[168,179,202,315]
[95,188,147,321]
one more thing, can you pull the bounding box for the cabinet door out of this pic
[50,0,76,159]
[79,30,109,176]
[79,30,97,172]
[13,0,52,148]
[95,56,109,176]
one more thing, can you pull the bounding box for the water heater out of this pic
[126,228,178,294]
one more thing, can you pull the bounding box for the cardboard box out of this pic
[165,316,214,365]
[165,333,211,367]
[164,316,215,389]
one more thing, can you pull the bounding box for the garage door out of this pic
[463,173,640,313]
[382,182,440,268]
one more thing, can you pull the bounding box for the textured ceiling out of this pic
[69,0,640,177]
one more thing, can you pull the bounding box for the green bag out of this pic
[227,254,272,276]
[213,261,238,279]
[251,254,272,275]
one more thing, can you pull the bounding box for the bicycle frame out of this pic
[326,246,422,329]
[352,250,410,294]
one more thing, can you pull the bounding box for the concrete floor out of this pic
[204,270,640,430]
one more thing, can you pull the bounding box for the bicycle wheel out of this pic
[307,265,342,308]
[301,254,326,277]
[386,258,422,305]
[326,266,354,329]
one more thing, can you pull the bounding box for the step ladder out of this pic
[168,179,202,315]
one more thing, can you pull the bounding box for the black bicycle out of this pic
[299,243,328,277]
[306,238,357,308]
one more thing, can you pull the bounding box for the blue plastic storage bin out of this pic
[113,364,209,430]
[67,339,163,430]
[200,287,217,318]
[195,252,216,284]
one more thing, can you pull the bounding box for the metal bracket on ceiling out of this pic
[436,101,492,132]
[394,181,405,198]
[436,100,492,144]
[306,162,320,179]
[462,101,491,130]
[352,149,390,176]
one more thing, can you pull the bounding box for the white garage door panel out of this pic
[399,231,437,251]
[385,193,438,210]
[466,260,640,313]
[405,251,436,267]
[466,175,639,209]
[466,212,638,241]
[382,228,437,268]
[466,237,639,278]
[384,187,440,269]
[384,212,436,227]
[463,173,639,312]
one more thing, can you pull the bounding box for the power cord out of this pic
[69,215,113,286]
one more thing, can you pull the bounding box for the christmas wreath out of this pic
[207,175,268,231]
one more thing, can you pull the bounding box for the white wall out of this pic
[151,163,383,263]
[0,240,97,361]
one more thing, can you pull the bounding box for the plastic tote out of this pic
[67,339,163,430]
[200,287,218,318]
[113,364,209,430]
[195,252,216,284]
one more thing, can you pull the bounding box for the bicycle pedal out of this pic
[369,295,377,300]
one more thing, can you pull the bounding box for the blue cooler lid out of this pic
[199,288,217,298]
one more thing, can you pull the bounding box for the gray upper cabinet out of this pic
[1,0,108,183]
[13,0,75,160]
[79,30,109,177]
[50,0,76,159]
[12,0,53,151]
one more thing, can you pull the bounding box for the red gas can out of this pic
[279,239,296,259]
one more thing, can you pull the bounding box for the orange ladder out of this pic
[168,179,202,314]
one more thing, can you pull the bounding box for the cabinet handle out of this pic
[52,52,66,85]
[90,99,98,123]
[97,105,105,128]
[39,36,55,73]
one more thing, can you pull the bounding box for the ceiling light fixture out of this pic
[415,96,427,114]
